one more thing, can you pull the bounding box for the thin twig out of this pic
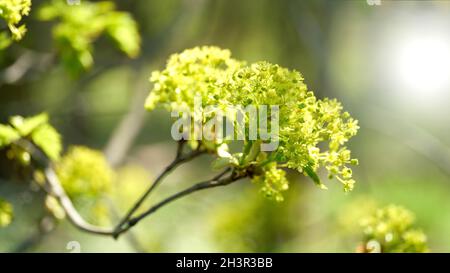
[114,168,241,237]
[16,138,240,240]
[44,166,115,235]
[15,139,116,236]
[107,199,147,252]
[113,141,203,236]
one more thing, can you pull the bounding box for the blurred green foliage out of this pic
[0,113,61,162]
[38,0,140,76]
[56,146,113,199]
[358,205,429,253]
[53,146,114,225]
[209,184,305,252]
[0,0,31,48]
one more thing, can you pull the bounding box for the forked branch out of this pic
[16,139,240,239]
[113,140,205,236]
[113,168,245,238]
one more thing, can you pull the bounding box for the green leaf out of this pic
[37,0,141,76]
[243,140,261,165]
[212,146,239,170]
[10,113,48,136]
[211,157,232,170]
[0,124,20,147]
[106,13,140,58]
[8,113,62,160]
[217,143,231,158]
[304,163,327,190]
[31,123,62,161]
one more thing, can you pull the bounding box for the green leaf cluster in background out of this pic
[0,113,61,228]
[0,113,62,162]
[38,0,140,76]
[1,112,114,226]
[0,0,31,49]
[0,124,20,147]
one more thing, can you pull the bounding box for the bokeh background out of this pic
[1,0,450,252]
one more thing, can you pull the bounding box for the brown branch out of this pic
[15,139,116,236]
[106,199,147,252]
[113,168,243,238]
[43,166,115,235]
[16,138,239,241]
[112,141,204,236]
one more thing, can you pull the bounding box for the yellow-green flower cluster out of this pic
[146,46,359,199]
[359,205,429,253]
[252,163,289,202]
[225,61,359,192]
[0,0,31,49]
[56,146,113,199]
[0,198,13,228]
[38,0,140,76]
[146,46,243,112]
